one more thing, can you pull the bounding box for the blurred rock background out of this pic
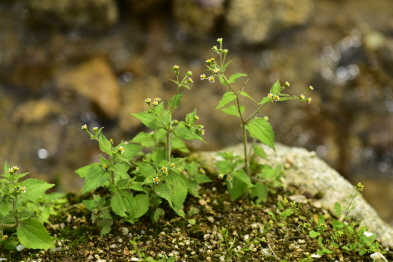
[1,0,393,224]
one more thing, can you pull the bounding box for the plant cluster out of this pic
[76,66,211,236]
[271,183,385,260]
[0,163,64,250]
[0,38,389,262]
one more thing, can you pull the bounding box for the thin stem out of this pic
[342,190,359,221]
[166,131,172,163]
[245,102,270,123]
[221,75,251,175]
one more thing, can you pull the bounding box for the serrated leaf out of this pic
[253,145,267,159]
[130,194,150,219]
[130,132,155,147]
[246,118,275,150]
[334,202,342,218]
[216,92,237,109]
[135,162,157,178]
[174,126,204,141]
[17,218,54,249]
[194,173,212,184]
[221,105,245,117]
[227,73,248,84]
[168,91,184,111]
[131,111,162,130]
[122,144,143,161]
[270,80,281,95]
[251,182,268,204]
[98,133,112,154]
[171,137,189,153]
[111,190,135,217]
[82,165,111,194]
[20,179,54,200]
[75,163,98,178]
[185,109,197,125]
[239,91,255,102]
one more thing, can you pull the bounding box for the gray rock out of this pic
[190,142,393,249]
[226,0,313,44]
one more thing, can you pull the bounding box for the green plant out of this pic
[288,183,383,258]
[202,38,313,177]
[76,66,211,235]
[216,151,285,202]
[0,162,63,250]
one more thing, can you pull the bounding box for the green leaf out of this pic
[75,163,98,178]
[221,105,245,117]
[166,172,188,217]
[174,126,204,141]
[98,133,112,154]
[280,208,293,220]
[258,96,272,105]
[130,194,150,219]
[3,161,10,175]
[122,144,143,161]
[3,237,19,251]
[111,190,135,217]
[227,73,248,84]
[188,219,196,225]
[171,137,189,153]
[194,173,212,184]
[250,182,268,204]
[20,179,54,201]
[135,162,157,178]
[334,202,342,218]
[309,230,321,238]
[17,218,54,249]
[131,111,162,130]
[130,132,154,147]
[253,145,267,159]
[239,91,255,102]
[246,118,275,150]
[222,60,232,71]
[153,208,165,222]
[155,183,173,206]
[185,109,197,125]
[168,91,184,111]
[270,80,281,95]
[216,92,237,109]
[227,169,252,201]
[82,165,111,194]
[227,175,247,202]
[278,96,297,101]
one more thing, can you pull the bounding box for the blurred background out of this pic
[1,0,393,224]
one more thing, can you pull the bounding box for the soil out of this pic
[1,179,393,262]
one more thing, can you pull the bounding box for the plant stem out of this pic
[221,75,250,176]
[166,131,172,163]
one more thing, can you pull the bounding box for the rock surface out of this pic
[190,142,393,249]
